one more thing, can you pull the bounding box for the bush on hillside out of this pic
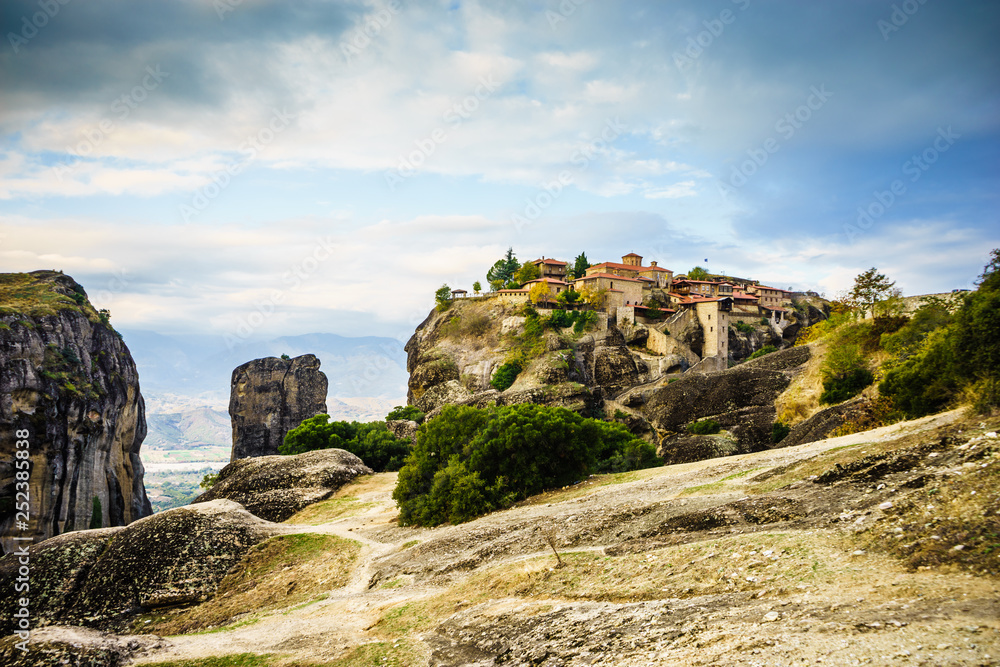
[281,414,411,471]
[688,418,721,435]
[881,250,1000,416]
[771,421,791,443]
[748,345,777,360]
[490,362,522,391]
[392,404,661,526]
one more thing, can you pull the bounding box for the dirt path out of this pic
[132,408,1000,666]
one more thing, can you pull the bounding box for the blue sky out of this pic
[1,0,998,345]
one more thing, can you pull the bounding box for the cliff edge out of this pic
[0,271,151,553]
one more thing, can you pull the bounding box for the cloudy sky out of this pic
[2,0,998,345]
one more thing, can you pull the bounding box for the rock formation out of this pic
[229,354,328,461]
[644,346,810,459]
[0,499,275,634]
[193,448,372,522]
[0,271,151,554]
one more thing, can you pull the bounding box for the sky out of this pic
[1,0,998,347]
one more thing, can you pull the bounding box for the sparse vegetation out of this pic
[144,533,360,635]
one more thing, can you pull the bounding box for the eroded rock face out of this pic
[0,499,275,633]
[193,448,372,522]
[229,354,328,461]
[645,346,810,454]
[0,271,150,554]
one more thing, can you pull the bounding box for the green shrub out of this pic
[688,419,721,435]
[748,345,777,360]
[733,321,754,333]
[819,368,874,405]
[547,309,575,329]
[392,404,660,526]
[200,473,219,490]
[281,415,411,472]
[490,362,521,391]
[771,421,791,443]
[573,310,598,333]
[386,405,425,423]
[89,496,102,530]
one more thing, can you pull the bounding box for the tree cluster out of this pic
[281,414,412,472]
[881,249,1000,416]
[392,404,661,526]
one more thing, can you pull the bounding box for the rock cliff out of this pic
[229,354,328,461]
[0,271,150,554]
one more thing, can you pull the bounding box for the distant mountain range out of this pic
[120,329,410,451]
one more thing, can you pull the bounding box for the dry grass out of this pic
[370,531,885,642]
[141,533,361,635]
[0,272,95,319]
[284,497,374,525]
[774,340,828,426]
[514,468,656,506]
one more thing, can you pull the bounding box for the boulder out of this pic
[229,354,328,461]
[592,346,640,396]
[780,397,865,447]
[386,419,419,443]
[657,434,741,464]
[193,448,372,522]
[0,499,275,633]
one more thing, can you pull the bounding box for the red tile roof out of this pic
[532,258,568,266]
[575,272,645,283]
[522,277,570,286]
[623,252,642,258]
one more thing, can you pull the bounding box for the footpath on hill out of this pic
[133,407,999,666]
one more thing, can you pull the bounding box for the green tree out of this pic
[514,261,542,286]
[486,247,520,290]
[472,280,482,294]
[281,414,411,471]
[392,404,660,526]
[386,405,425,423]
[687,266,710,280]
[849,267,896,319]
[570,252,591,279]
[89,496,102,529]
[435,284,452,311]
[556,288,580,307]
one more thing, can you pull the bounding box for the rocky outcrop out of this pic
[727,324,783,363]
[0,626,162,667]
[0,271,150,554]
[0,499,275,633]
[229,354,328,461]
[645,346,811,456]
[780,397,865,447]
[386,419,419,443]
[193,448,372,522]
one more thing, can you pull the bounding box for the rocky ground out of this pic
[7,408,998,666]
